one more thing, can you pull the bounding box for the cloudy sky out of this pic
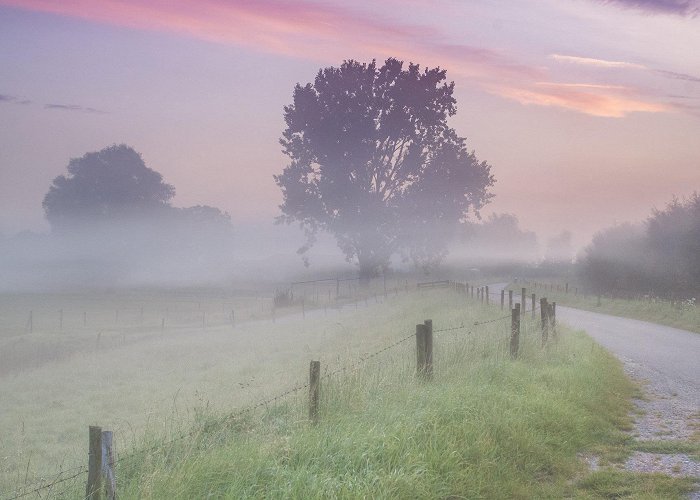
[1,0,698,246]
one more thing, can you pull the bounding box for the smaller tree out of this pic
[43,144,175,230]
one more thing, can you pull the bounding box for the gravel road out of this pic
[559,306,700,496]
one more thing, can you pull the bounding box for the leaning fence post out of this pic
[101,430,116,500]
[309,360,320,424]
[86,426,103,500]
[510,304,520,359]
[540,298,549,345]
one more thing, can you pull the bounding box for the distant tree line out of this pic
[579,193,700,299]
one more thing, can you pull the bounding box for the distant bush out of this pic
[579,193,700,299]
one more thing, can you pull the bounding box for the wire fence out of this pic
[2,282,553,500]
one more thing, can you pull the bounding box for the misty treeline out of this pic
[579,193,700,299]
[1,145,237,288]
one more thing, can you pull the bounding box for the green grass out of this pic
[630,440,700,459]
[508,282,700,334]
[4,288,696,499]
[577,470,697,499]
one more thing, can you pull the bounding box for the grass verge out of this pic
[508,283,699,334]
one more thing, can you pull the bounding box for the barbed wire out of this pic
[2,467,88,500]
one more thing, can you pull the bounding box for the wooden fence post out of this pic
[540,298,549,345]
[500,289,505,310]
[86,426,102,500]
[510,304,520,359]
[485,286,490,305]
[551,302,557,339]
[521,288,526,316]
[508,290,513,310]
[416,323,432,379]
[424,319,433,379]
[102,430,116,500]
[309,360,320,424]
[531,293,536,319]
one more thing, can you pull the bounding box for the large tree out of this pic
[275,58,495,278]
[43,144,175,229]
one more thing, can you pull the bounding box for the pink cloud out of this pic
[0,0,673,118]
[492,83,669,117]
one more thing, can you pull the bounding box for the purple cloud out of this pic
[1,93,32,104]
[595,0,700,16]
[654,69,700,83]
[44,103,108,114]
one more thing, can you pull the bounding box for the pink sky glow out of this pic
[0,0,698,250]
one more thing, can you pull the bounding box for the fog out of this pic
[0,217,366,292]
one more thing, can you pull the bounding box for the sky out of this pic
[1,0,699,249]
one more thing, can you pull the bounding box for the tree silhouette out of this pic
[275,58,495,278]
[43,144,175,230]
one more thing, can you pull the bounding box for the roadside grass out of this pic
[577,470,697,499]
[507,283,700,334]
[630,440,700,460]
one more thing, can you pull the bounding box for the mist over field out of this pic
[1,1,699,498]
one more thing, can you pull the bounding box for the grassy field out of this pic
[508,281,700,334]
[0,281,462,492]
[4,284,695,499]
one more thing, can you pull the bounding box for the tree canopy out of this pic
[275,58,495,277]
[43,144,175,229]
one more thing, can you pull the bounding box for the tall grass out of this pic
[5,288,695,499]
[37,292,674,498]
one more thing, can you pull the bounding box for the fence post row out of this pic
[510,304,520,359]
[309,360,320,424]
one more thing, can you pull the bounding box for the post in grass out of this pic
[500,289,505,310]
[540,297,549,345]
[485,285,490,305]
[510,304,520,359]
[415,320,433,380]
[531,293,536,319]
[521,288,526,316]
[309,360,321,424]
[508,289,513,310]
